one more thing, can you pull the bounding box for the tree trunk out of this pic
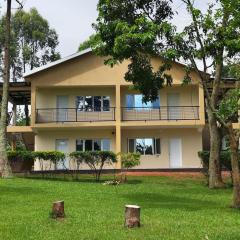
[124,205,140,228]
[227,124,240,208]
[52,200,65,218]
[0,0,12,178]
[207,106,224,188]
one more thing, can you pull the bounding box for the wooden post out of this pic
[52,200,65,218]
[124,205,140,228]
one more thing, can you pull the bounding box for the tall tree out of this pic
[0,0,12,178]
[0,8,60,82]
[92,0,240,189]
[218,88,240,207]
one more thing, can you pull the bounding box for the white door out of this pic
[167,93,180,120]
[169,138,182,168]
[55,139,69,169]
[56,96,68,122]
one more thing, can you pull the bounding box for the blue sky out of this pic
[7,0,214,58]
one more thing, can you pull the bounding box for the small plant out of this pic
[118,152,141,182]
[34,151,65,177]
[83,151,117,182]
[69,151,86,179]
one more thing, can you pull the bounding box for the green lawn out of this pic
[0,175,240,240]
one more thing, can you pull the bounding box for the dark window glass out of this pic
[152,97,160,109]
[76,139,83,151]
[103,96,110,111]
[94,139,101,151]
[128,139,135,153]
[85,139,93,151]
[76,96,84,111]
[155,138,161,154]
[94,96,101,112]
[102,139,110,151]
[85,96,93,111]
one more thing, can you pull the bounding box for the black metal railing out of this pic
[36,107,116,123]
[121,106,200,121]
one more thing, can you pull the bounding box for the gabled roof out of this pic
[23,48,92,78]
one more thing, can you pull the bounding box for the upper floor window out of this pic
[128,138,161,155]
[126,94,160,109]
[76,96,110,112]
[76,139,111,151]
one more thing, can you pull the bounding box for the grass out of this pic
[0,175,240,240]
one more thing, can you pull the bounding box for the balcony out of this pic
[121,106,200,121]
[36,107,116,123]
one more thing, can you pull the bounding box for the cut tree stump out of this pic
[124,205,140,228]
[52,200,65,218]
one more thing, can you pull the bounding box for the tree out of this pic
[118,152,140,182]
[78,34,100,52]
[218,88,240,208]
[0,0,13,178]
[0,8,60,82]
[93,0,240,189]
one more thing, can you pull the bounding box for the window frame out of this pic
[128,137,161,155]
[76,138,111,151]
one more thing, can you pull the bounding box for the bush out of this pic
[118,152,141,182]
[198,150,240,180]
[7,150,34,172]
[69,151,87,179]
[34,151,66,171]
[69,151,117,181]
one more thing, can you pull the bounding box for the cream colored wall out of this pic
[34,127,202,170]
[34,129,116,171]
[122,128,202,169]
[36,87,116,109]
[121,85,199,107]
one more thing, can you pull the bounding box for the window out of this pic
[128,138,161,155]
[126,94,160,109]
[76,139,111,151]
[76,96,110,112]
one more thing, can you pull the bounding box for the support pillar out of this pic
[24,104,29,126]
[12,103,16,126]
[115,84,121,169]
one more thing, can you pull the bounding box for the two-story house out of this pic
[7,49,209,170]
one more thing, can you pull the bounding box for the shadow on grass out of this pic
[121,192,219,211]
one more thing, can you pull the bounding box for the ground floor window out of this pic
[76,139,111,151]
[128,138,161,155]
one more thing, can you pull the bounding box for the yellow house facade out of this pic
[9,49,210,170]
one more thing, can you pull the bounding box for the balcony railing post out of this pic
[76,108,78,122]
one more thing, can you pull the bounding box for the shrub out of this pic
[69,151,87,179]
[81,151,117,181]
[118,152,141,182]
[7,150,34,172]
[198,150,240,181]
[34,151,65,171]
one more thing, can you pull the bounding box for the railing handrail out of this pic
[121,106,199,109]
[36,107,116,110]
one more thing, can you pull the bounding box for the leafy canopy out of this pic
[0,8,60,81]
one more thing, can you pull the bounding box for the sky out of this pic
[4,0,214,58]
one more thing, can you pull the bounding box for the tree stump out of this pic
[52,200,65,218]
[124,205,140,228]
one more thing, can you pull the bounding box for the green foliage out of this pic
[119,152,140,170]
[34,151,65,169]
[93,0,175,101]
[218,88,240,123]
[7,150,34,162]
[198,150,240,179]
[78,34,101,51]
[69,151,117,181]
[0,8,60,81]
[7,150,34,171]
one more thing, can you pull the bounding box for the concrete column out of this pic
[198,85,205,124]
[115,84,121,169]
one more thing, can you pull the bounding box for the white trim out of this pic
[23,48,92,78]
